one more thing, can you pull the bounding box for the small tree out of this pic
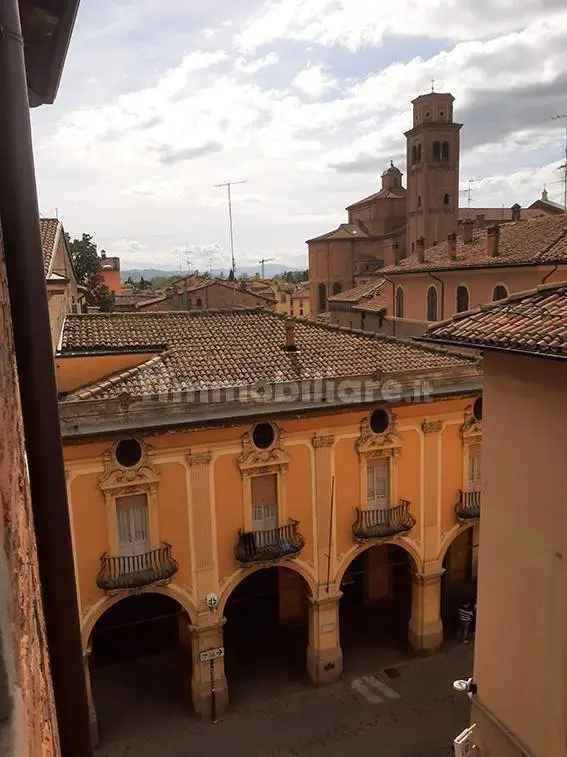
[66,232,115,310]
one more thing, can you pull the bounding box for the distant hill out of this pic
[121,263,304,282]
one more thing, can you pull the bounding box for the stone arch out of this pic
[436,522,476,573]
[81,582,197,649]
[219,561,315,616]
[335,536,422,589]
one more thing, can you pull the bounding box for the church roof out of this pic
[346,187,406,209]
[307,223,371,243]
[381,215,567,276]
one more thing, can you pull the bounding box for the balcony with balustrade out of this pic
[353,500,415,541]
[96,543,178,591]
[235,519,305,564]
[455,489,481,521]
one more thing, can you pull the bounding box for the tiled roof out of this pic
[40,218,60,275]
[458,207,546,223]
[308,223,371,243]
[328,279,385,303]
[60,309,475,399]
[347,187,406,209]
[353,287,390,313]
[381,215,567,275]
[421,283,567,359]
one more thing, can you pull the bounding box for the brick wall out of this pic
[0,228,60,755]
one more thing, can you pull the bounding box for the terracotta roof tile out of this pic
[421,283,567,359]
[328,279,385,303]
[308,223,371,243]
[381,215,567,275]
[458,207,547,223]
[40,218,60,275]
[60,309,475,399]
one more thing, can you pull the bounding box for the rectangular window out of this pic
[117,494,149,556]
[469,446,481,490]
[251,474,278,531]
[367,459,390,509]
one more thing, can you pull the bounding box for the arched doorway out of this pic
[90,593,192,743]
[340,544,413,673]
[223,567,311,703]
[442,527,478,638]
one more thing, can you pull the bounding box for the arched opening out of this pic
[90,593,191,742]
[433,141,441,161]
[493,284,508,301]
[426,286,438,321]
[318,282,327,311]
[224,567,311,704]
[456,285,469,313]
[442,141,450,160]
[339,544,413,672]
[441,528,478,639]
[395,286,405,319]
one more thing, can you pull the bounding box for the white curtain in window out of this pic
[251,474,278,531]
[367,459,390,509]
[117,494,149,555]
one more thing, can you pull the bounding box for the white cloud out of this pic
[292,63,337,98]
[235,52,279,74]
[238,0,565,51]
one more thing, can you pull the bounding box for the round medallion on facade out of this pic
[369,408,390,435]
[251,422,276,450]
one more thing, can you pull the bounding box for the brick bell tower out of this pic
[405,92,461,254]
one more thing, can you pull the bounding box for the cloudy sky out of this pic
[31,0,567,273]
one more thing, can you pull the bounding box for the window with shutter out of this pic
[367,459,390,509]
[469,446,481,490]
[251,474,278,531]
[117,494,149,556]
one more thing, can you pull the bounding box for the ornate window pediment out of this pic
[99,444,160,497]
[238,424,289,476]
[356,415,402,460]
[461,405,482,444]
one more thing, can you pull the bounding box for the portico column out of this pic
[312,433,336,586]
[408,569,444,653]
[186,450,217,599]
[190,619,228,718]
[307,593,343,684]
[83,647,98,748]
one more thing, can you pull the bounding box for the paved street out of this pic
[95,642,473,757]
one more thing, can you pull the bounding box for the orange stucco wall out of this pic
[473,352,567,756]
[100,269,122,294]
[389,265,567,325]
[56,352,159,394]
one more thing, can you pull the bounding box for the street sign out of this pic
[200,647,224,663]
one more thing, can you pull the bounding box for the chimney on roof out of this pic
[283,319,298,351]
[101,250,106,259]
[542,187,549,201]
[511,203,521,222]
[448,232,457,260]
[416,236,425,263]
[463,219,474,244]
[487,225,500,257]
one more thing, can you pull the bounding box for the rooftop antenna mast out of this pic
[259,257,274,279]
[459,178,478,208]
[551,114,567,210]
[214,179,247,279]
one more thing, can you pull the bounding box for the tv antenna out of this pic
[259,257,274,278]
[551,114,567,210]
[214,179,247,279]
[459,178,478,208]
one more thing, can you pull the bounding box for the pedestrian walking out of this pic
[457,602,474,644]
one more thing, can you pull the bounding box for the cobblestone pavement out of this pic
[95,641,473,757]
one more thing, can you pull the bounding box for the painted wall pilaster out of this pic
[312,433,336,589]
[421,420,443,563]
[186,451,217,604]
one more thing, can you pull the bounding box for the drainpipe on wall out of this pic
[0,2,93,755]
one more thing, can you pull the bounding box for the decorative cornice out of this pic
[421,420,443,434]
[312,434,335,449]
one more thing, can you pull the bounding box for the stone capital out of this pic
[421,420,443,435]
[186,450,212,467]
[312,434,335,449]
